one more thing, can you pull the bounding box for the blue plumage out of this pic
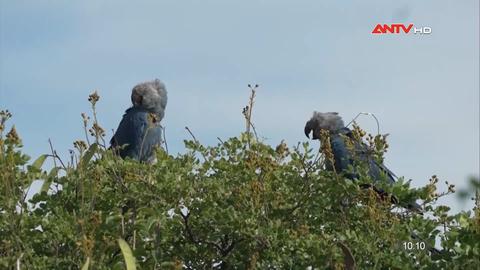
[305,112,423,210]
[304,112,395,184]
[111,107,162,163]
[110,79,167,163]
[327,127,396,185]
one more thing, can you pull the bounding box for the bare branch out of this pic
[185,126,198,143]
[180,212,242,258]
[48,138,67,170]
[162,126,169,154]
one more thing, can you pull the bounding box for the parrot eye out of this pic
[133,94,143,106]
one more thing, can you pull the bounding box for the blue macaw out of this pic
[305,112,395,183]
[305,111,420,209]
[110,79,167,163]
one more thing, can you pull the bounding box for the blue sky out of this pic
[1,1,478,212]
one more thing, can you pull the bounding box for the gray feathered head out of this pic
[131,79,168,119]
[304,111,345,139]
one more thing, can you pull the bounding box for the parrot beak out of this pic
[304,121,312,139]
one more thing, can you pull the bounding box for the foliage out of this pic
[1,91,479,269]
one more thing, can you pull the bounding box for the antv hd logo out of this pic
[372,24,432,35]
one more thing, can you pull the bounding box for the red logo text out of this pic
[372,24,432,35]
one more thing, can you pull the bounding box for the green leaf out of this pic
[118,238,136,270]
[31,154,48,170]
[458,214,470,228]
[81,257,90,270]
[40,179,51,194]
[81,143,98,168]
[40,167,60,193]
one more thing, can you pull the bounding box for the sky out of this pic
[1,1,479,213]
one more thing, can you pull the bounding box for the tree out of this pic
[0,90,479,269]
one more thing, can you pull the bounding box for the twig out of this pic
[133,230,136,250]
[91,101,106,147]
[249,122,259,142]
[180,212,241,258]
[139,125,152,161]
[346,112,381,135]
[48,139,67,170]
[312,147,324,167]
[180,212,199,244]
[337,242,356,270]
[81,113,91,146]
[16,253,24,270]
[185,126,198,142]
[243,84,260,145]
[20,180,32,213]
[48,138,58,168]
[245,84,259,133]
[68,149,75,168]
[162,126,169,154]
[475,182,479,211]
[121,215,125,237]
[246,84,258,134]
[185,126,208,162]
